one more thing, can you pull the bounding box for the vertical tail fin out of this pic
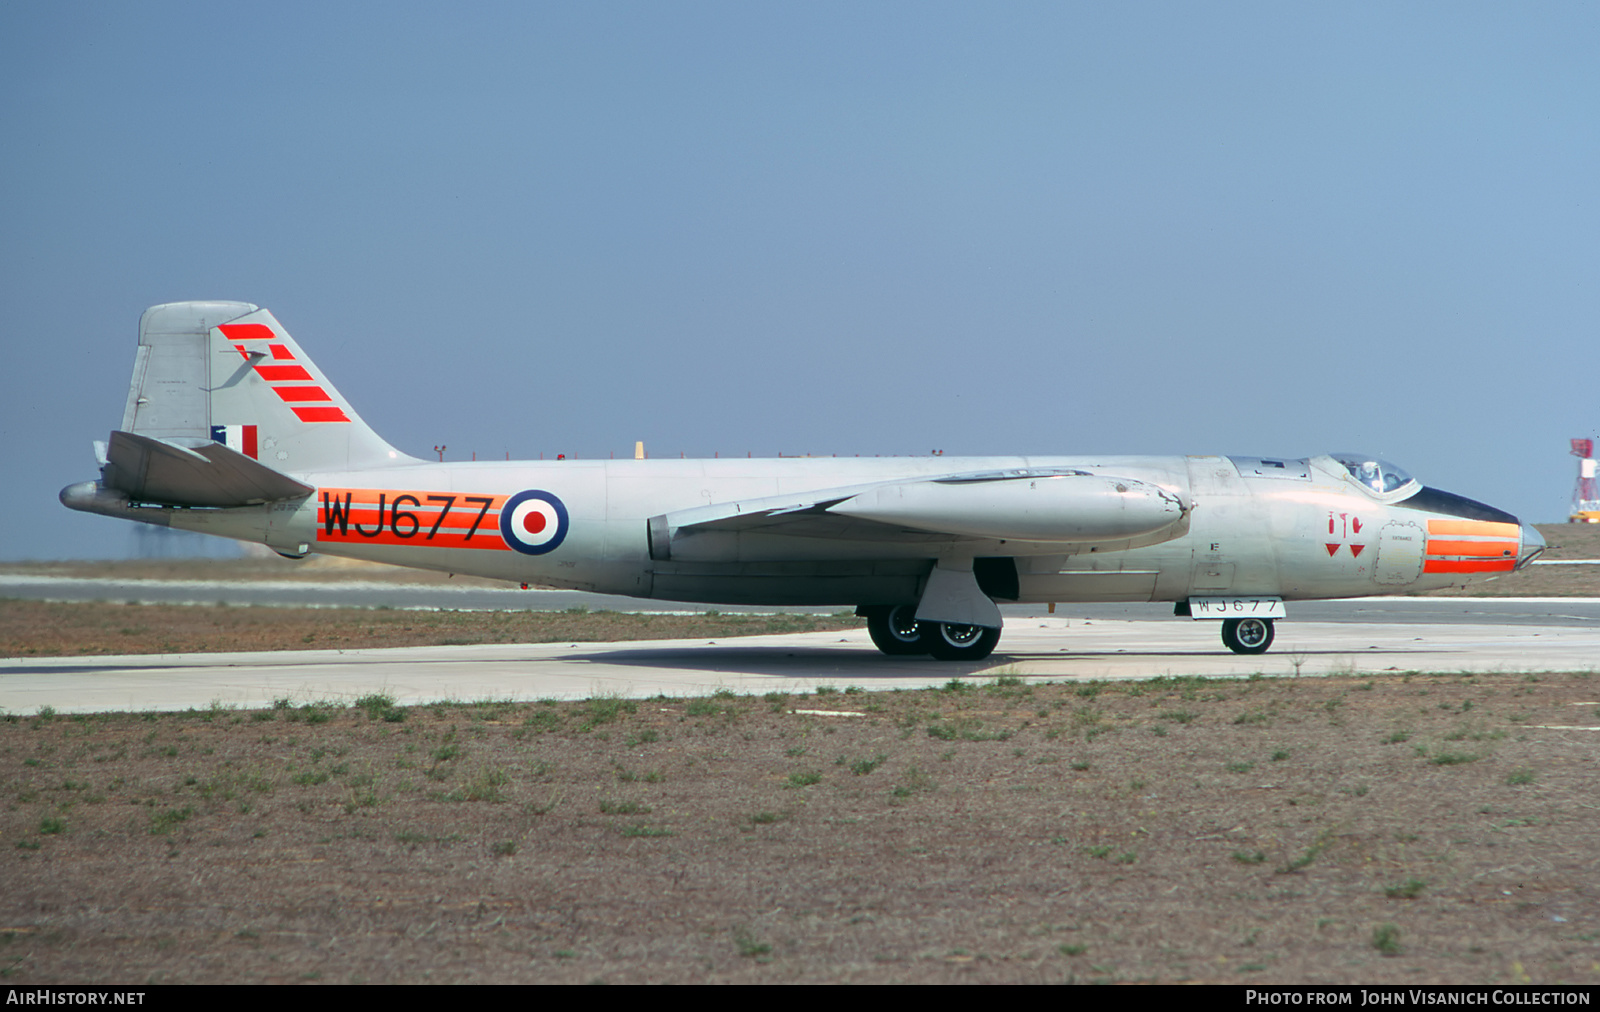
[123,302,415,474]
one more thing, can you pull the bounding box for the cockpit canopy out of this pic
[1330,453,1415,495]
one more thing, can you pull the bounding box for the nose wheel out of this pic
[1221,617,1275,655]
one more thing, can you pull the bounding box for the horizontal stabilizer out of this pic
[103,430,314,507]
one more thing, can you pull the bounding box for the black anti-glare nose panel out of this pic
[1397,486,1518,525]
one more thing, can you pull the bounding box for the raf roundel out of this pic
[499,490,570,555]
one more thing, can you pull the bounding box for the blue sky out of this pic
[3,1,1597,559]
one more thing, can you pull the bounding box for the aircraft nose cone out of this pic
[1516,524,1546,570]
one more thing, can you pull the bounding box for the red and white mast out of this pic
[1572,438,1600,522]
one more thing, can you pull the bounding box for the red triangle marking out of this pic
[1325,543,1341,556]
[1349,544,1365,558]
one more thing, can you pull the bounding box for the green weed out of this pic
[888,767,933,801]
[848,754,888,776]
[450,766,509,802]
[733,927,772,959]
[149,806,195,835]
[523,710,562,733]
[1277,830,1334,874]
[584,695,637,728]
[1384,878,1427,899]
[1372,923,1403,955]
[354,693,406,723]
[619,823,673,838]
[687,697,737,718]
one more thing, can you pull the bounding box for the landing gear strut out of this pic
[1221,616,1275,655]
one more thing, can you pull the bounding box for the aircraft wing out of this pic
[649,467,1189,560]
[102,430,315,508]
[651,482,966,558]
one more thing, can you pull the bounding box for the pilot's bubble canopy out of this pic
[1330,453,1415,494]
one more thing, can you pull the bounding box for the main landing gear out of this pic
[864,605,1001,661]
[1220,616,1275,655]
[866,604,925,655]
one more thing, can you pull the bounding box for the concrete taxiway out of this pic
[3,616,1597,715]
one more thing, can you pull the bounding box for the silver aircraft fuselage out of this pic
[148,451,1536,608]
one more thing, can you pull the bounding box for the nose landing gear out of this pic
[1221,616,1275,655]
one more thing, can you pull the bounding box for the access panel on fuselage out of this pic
[1184,456,1280,597]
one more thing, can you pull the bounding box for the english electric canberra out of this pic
[62,303,1546,660]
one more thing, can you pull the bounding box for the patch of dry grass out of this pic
[2,671,1597,984]
[0,599,861,657]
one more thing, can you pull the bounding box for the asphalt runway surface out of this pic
[3,576,1598,715]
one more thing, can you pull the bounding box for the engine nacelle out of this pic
[832,472,1189,542]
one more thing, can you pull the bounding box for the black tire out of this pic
[920,621,1001,661]
[866,605,928,656]
[1221,617,1275,655]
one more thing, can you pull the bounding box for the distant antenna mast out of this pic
[1571,438,1600,523]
